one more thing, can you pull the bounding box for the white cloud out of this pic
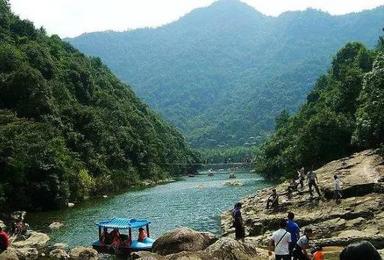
[8,0,384,38]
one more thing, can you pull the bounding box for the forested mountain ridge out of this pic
[67,0,384,148]
[255,37,384,179]
[0,0,198,211]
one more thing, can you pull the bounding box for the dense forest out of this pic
[68,0,384,149]
[0,0,198,211]
[255,36,384,180]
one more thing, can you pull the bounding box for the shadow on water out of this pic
[27,169,270,248]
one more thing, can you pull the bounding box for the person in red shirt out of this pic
[0,226,10,252]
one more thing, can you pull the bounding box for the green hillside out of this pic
[0,0,198,211]
[67,0,384,148]
[255,37,384,179]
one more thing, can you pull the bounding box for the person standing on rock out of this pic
[269,219,291,260]
[307,166,321,198]
[297,167,305,189]
[0,226,9,252]
[287,212,300,257]
[232,202,245,242]
[334,175,342,204]
[293,227,313,260]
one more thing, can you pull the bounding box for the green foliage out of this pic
[0,1,198,211]
[353,53,384,147]
[67,1,384,148]
[255,42,379,179]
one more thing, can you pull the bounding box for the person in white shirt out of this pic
[334,175,342,204]
[269,219,292,260]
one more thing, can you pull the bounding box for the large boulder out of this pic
[14,248,39,260]
[204,237,260,260]
[69,247,98,260]
[153,228,216,256]
[0,248,19,260]
[49,248,69,259]
[12,232,50,249]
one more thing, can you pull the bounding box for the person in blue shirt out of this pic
[286,212,300,257]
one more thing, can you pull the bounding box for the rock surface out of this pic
[69,247,98,260]
[49,248,70,259]
[49,222,64,230]
[0,248,19,260]
[12,232,50,249]
[152,228,217,255]
[221,149,384,252]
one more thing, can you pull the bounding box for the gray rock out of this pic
[15,247,39,260]
[69,247,98,260]
[49,222,64,230]
[153,228,216,256]
[0,248,19,260]
[52,243,69,250]
[12,232,50,249]
[49,249,69,259]
[205,237,260,260]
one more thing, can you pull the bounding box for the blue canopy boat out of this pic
[92,217,155,255]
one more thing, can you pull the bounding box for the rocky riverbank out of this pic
[221,149,384,258]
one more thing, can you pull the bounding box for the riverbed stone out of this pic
[14,248,39,260]
[49,249,70,259]
[205,237,260,260]
[69,247,98,260]
[0,248,19,260]
[52,243,69,250]
[153,228,216,256]
[12,232,50,249]
[49,222,64,230]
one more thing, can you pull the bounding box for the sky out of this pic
[8,0,384,38]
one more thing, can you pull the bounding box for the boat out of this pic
[92,217,155,255]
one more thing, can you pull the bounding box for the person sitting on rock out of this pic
[339,241,381,260]
[334,174,342,204]
[307,166,321,198]
[138,227,147,242]
[266,189,279,209]
[287,179,299,199]
[0,226,9,252]
[292,227,313,260]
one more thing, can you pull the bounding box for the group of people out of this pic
[266,166,344,210]
[268,212,316,260]
[232,205,382,260]
[100,227,147,251]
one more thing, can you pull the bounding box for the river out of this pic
[27,169,270,247]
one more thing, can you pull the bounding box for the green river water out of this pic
[27,169,270,247]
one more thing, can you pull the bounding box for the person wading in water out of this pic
[232,202,245,242]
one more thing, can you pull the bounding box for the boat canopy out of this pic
[97,218,151,229]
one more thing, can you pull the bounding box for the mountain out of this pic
[0,0,197,211]
[67,0,384,148]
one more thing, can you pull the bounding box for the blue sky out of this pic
[9,0,384,38]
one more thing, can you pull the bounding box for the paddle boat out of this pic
[92,217,155,255]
